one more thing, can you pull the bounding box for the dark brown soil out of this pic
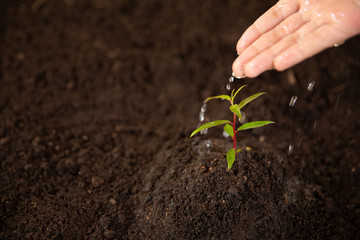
[1,0,360,239]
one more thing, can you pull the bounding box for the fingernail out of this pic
[232,71,245,79]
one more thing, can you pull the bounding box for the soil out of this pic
[1,0,360,239]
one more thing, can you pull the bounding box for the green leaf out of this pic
[205,95,231,102]
[238,92,266,109]
[227,148,236,170]
[237,121,275,131]
[224,124,234,137]
[236,149,242,154]
[229,104,242,119]
[190,120,231,138]
[231,85,247,102]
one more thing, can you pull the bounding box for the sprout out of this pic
[191,85,274,170]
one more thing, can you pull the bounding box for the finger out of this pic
[236,0,300,54]
[243,21,319,77]
[233,12,308,77]
[249,12,307,56]
[274,24,347,71]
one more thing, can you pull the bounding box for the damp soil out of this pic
[1,1,360,239]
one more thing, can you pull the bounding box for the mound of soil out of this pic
[1,0,359,239]
[134,139,323,239]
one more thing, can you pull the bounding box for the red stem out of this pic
[233,113,236,151]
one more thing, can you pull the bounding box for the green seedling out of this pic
[190,85,274,170]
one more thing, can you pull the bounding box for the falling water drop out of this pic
[334,94,341,111]
[199,102,207,122]
[200,103,207,113]
[229,76,234,83]
[204,139,212,148]
[200,128,208,135]
[199,112,205,122]
[226,83,232,91]
[307,79,315,91]
[288,144,294,155]
[313,121,317,130]
[289,96,298,107]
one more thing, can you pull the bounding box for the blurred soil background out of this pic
[1,0,359,239]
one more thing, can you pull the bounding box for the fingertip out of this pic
[273,56,286,71]
[236,39,245,55]
[236,27,255,54]
[232,57,245,78]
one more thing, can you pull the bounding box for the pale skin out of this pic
[232,0,360,78]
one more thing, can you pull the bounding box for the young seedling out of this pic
[190,85,274,170]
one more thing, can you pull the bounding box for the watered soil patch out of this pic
[1,0,360,239]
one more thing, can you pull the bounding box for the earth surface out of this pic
[1,0,360,239]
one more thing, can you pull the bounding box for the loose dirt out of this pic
[1,1,359,239]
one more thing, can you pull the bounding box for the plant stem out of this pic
[233,113,236,151]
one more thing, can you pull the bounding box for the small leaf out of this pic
[224,124,234,137]
[190,120,231,138]
[229,104,242,119]
[236,149,242,154]
[237,121,275,131]
[205,95,231,102]
[227,148,236,170]
[238,92,266,109]
[231,85,247,102]
[230,89,235,99]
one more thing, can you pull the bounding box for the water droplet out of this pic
[334,94,341,111]
[288,144,293,155]
[238,111,246,124]
[204,139,212,148]
[232,72,243,79]
[199,112,205,122]
[289,96,298,107]
[313,120,317,130]
[307,79,315,91]
[222,130,229,138]
[199,103,207,122]
[226,83,231,91]
[228,76,234,83]
[200,128,208,135]
[200,103,207,113]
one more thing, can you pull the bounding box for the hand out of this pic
[232,0,360,78]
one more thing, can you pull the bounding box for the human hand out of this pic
[232,0,360,78]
